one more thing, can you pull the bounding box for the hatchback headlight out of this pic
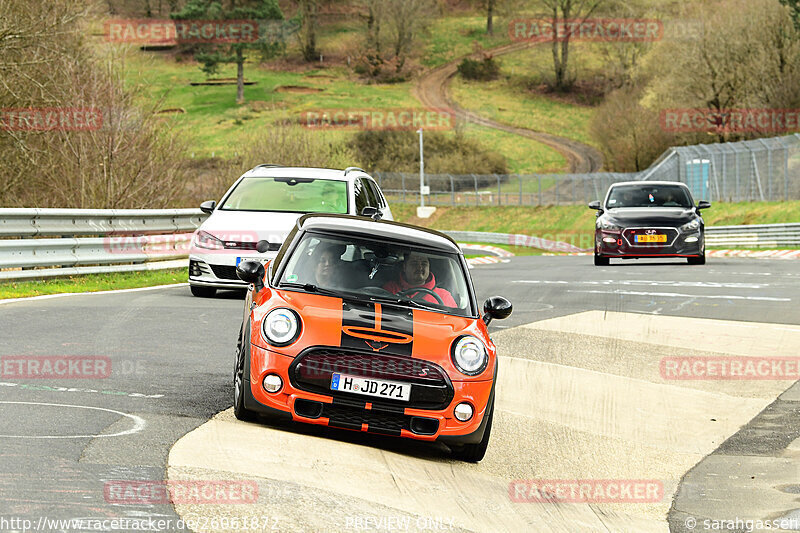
[451,336,488,376]
[599,220,622,232]
[262,308,301,346]
[680,220,701,233]
[194,230,224,250]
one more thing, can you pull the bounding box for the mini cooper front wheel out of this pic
[451,400,494,463]
[234,323,257,422]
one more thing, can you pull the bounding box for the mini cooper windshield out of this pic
[607,184,693,209]
[277,232,474,317]
[220,177,349,214]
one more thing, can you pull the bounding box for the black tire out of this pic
[687,254,706,265]
[451,400,494,463]
[594,253,610,266]
[234,322,258,422]
[190,285,217,298]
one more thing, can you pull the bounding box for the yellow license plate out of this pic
[636,235,667,243]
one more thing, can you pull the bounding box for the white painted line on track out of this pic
[0,401,145,439]
[514,280,767,289]
[0,283,188,305]
[0,381,164,399]
[567,289,790,302]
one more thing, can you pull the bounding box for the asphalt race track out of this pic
[1,256,799,532]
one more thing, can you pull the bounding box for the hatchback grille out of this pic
[209,264,239,280]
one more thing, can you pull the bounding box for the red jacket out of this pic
[383,273,457,308]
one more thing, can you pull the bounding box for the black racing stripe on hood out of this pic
[340,300,414,356]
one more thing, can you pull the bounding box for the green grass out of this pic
[450,44,604,148]
[0,269,188,300]
[422,16,510,68]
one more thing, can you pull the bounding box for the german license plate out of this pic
[635,234,667,243]
[330,373,411,402]
[236,257,260,266]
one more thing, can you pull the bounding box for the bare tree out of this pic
[533,0,605,91]
[642,0,800,142]
[383,0,434,73]
[298,0,319,62]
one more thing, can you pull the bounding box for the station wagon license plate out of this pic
[331,373,411,402]
[635,234,667,243]
[236,257,261,266]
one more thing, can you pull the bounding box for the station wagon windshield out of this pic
[607,185,693,209]
[220,177,349,214]
[277,232,474,317]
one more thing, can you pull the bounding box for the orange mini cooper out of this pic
[233,214,512,462]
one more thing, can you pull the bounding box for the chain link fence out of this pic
[374,134,800,206]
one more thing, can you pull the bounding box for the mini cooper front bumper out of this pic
[243,344,495,444]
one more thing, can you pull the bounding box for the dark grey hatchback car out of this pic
[588,181,711,266]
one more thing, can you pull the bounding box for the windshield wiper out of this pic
[280,282,341,297]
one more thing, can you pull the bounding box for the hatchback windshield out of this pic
[220,177,349,214]
[277,232,474,317]
[606,185,693,209]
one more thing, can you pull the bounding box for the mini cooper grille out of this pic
[290,348,454,410]
[296,398,439,437]
[623,227,679,246]
[209,264,239,280]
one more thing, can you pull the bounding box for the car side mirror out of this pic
[200,200,216,214]
[588,200,603,214]
[256,240,272,254]
[360,207,382,220]
[236,260,265,292]
[696,201,711,210]
[482,296,512,326]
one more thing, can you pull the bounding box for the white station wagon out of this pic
[188,165,393,297]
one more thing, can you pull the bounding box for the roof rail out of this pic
[253,164,283,170]
[343,167,367,176]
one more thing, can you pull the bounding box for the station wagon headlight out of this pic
[262,308,301,346]
[451,336,488,376]
[680,220,700,233]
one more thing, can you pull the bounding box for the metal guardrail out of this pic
[705,223,800,248]
[0,209,205,281]
[0,208,796,281]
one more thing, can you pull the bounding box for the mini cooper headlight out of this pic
[599,220,622,232]
[262,308,301,346]
[451,336,488,376]
[680,220,701,233]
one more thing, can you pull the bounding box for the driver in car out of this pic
[383,252,456,307]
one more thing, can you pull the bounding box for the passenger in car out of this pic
[313,244,346,288]
[383,252,456,307]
